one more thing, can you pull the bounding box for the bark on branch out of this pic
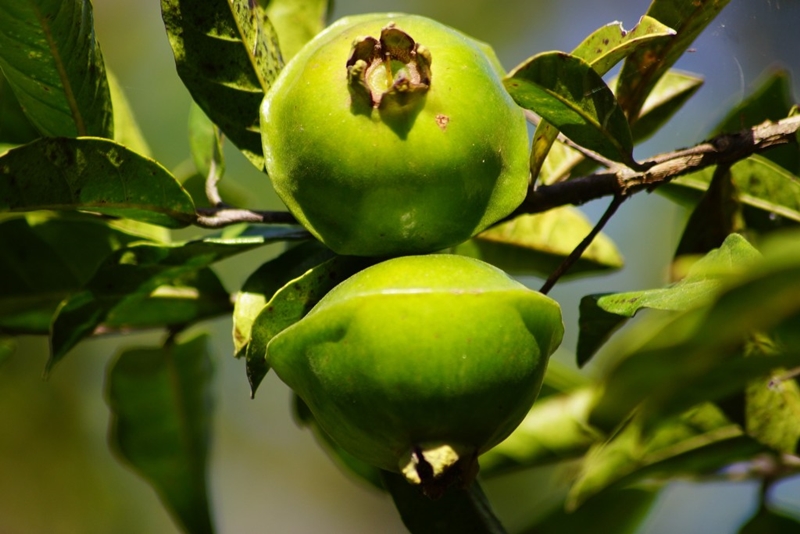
[514,114,800,216]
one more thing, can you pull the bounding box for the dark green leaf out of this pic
[523,488,657,534]
[264,0,330,61]
[188,103,224,180]
[714,69,798,174]
[48,228,304,372]
[674,164,743,257]
[504,52,636,167]
[739,508,800,534]
[576,233,760,366]
[0,213,158,335]
[616,0,732,122]
[103,268,232,330]
[631,69,704,143]
[382,472,507,534]
[245,254,373,397]
[0,0,113,137]
[232,240,333,358]
[456,207,623,278]
[161,0,284,170]
[0,72,38,145]
[480,388,599,475]
[0,137,196,228]
[106,334,215,534]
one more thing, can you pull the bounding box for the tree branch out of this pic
[194,207,298,227]
[514,115,800,216]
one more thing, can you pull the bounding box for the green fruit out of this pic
[267,254,563,492]
[260,13,530,257]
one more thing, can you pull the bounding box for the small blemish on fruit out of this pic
[435,114,449,131]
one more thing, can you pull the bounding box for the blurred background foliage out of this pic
[1,0,799,532]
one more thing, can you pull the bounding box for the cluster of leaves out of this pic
[1,0,799,533]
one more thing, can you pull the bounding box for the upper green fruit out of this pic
[267,254,563,492]
[260,13,530,256]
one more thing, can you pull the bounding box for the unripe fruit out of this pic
[260,13,530,256]
[267,255,563,493]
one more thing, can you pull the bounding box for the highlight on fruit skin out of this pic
[266,254,564,495]
[260,13,531,257]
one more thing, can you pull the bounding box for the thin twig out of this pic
[539,195,627,295]
[194,208,297,227]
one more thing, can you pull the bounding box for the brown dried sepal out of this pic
[346,23,432,113]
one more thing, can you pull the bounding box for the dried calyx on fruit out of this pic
[260,13,531,256]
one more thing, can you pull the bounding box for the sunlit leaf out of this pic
[505,52,636,167]
[616,0,731,122]
[108,70,151,157]
[631,69,704,143]
[382,472,506,534]
[480,389,600,475]
[106,334,214,534]
[264,0,330,61]
[232,241,333,358]
[245,254,374,397]
[0,0,113,137]
[48,227,306,373]
[666,156,800,229]
[161,0,284,169]
[456,207,623,278]
[576,233,760,366]
[527,16,673,182]
[0,213,155,335]
[745,368,800,454]
[0,137,196,228]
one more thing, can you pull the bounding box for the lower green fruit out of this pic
[267,254,563,492]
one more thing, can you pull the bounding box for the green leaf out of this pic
[616,0,732,122]
[739,508,800,534]
[569,405,764,508]
[0,72,39,145]
[264,0,330,61]
[674,164,743,258]
[106,334,215,534]
[667,156,800,229]
[504,52,637,167]
[232,241,333,358]
[161,0,284,170]
[108,70,151,157]
[480,388,600,475]
[527,16,673,182]
[0,137,196,228]
[455,207,623,278]
[631,69,704,143]
[714,69,799,174]
[103,268,233,331]
[381,472,507,534]
[188,103,225,180]
[571,16,675,76]
[0,213,157,335]
[0,0,113,137]
[47,227,305,373]
[576,233,760,366]
[245,254,374,397]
